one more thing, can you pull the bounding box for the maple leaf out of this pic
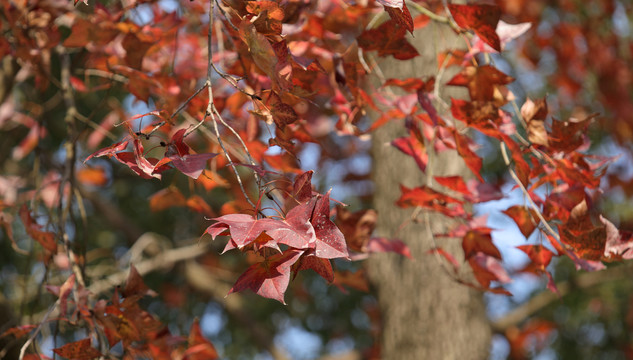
[397,185,466,217]
[84,140,129,163]
[502,206,539,239]
[310,191,349,259]
[434,176,503,203]
[53,338,102,360]
[122,264,156,299]
[335,206,377,252]
[365,237,412,259]
[333,269,370,293]
[517,245,555,273]
[462,230,501,260]
[468,252,511,290]
[357,20,419,60]
[271,102,298,129]
[447,65,513,102]
[228,249,303,304]
[600,215,633,261]
[391,118,428,171]
[183,319,219,360]
[292,170,314,204]
[292,253,334,283]
[159,130,217,179]
[19,204,57,254]
[448,4,501,52]
[149,187,186,212]
[384,3,414,34]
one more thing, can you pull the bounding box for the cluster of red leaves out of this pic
[2,0,631,357]
[204,170,408,303]
[3,265,218,360]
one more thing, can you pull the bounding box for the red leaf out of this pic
[0,325,36,340]
[84,140,129,163]
[469,252,511,289]
[384,3,414,34]
[333,269,370,293]
[600,215,633,261]
[184,319,219,360]
[292,254,334,283]
[123,264,155,298]
[357,20,419,60]
[448,4,501,52]
[53,338,102,360]
[310,191,349,259]
[228,249,303,303]
[271,102,298,129]
[19,205,57,254]
[292,170,314,204]
[454,131,483,182]
[384,78,425,92]
[335,207,378,252]
[365,237,412,259]
[149,187,187,212]
[462,230,501,260]
[447,65,513,102]
[503,206,539,239]
[517,245,555,271]
[396,185,465,217]
[168,153,217,180]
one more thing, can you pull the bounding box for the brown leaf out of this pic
[52,338,101,360]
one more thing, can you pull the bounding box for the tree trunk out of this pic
[367,21,491,359]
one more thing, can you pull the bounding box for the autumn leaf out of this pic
[183,319,219,360]
[19,204,57,254]
[84,140,129,163]
[600,215,633,261]
[517,245,555,273]
[469,252,511,290]
[292,253,334,283]
[310,191,349,259]
[53,338,102,360]
[447,65,513,102]
[271,102,298,129]
[365,237,412,259]
[292,170,314,204]
[384,3,414,34]
[122,264,156,299]
[149,187,187,212]
[357,20,419,60]
[228,249,303,304]
[502,206,539,239]
[448,4,501,52]
[462,230,501,260]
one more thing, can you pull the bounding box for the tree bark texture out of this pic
[368,21,491,359]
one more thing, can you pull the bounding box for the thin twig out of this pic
[499,142,560,242]
[18,299,60,360]
[58,48,86,289]
[205,1,257,210]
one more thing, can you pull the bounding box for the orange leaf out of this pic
[52,338,101,360]
[449,4,501,51]
[149,187,187,212]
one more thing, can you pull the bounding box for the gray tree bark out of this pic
[367,21,491,359]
